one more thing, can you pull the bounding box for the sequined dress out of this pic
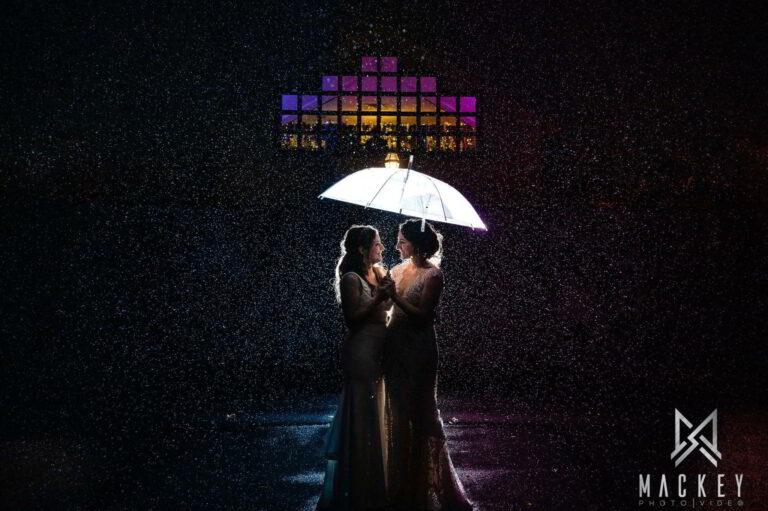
[384,262,473,511]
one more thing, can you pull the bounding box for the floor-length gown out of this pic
[384,263,473,511]
[317,272,389,511]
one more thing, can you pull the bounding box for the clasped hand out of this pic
[374,275,396,302]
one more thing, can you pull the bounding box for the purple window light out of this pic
[381,56,397,72]
[282,94,298,110]
[460,96,477,112]
[400,77,417,93]
[361,56,378,72]
[460,116,477,128]
[322,76,338,91]
[301,95,318,110]
[440,96,457,112]
[380,76,397,92]
[420,77,436,92]
[342,76,358,92]
[362,76,377,92]
[281,114,298,125]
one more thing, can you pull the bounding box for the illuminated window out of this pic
[459,96,476,112]
[459,116,477,131]
[419,115,436,127]
[381,77,397,92]
[342,76,357,92]
[362,76,377,91]
[420,96,437,112]
[440,136,457,151]
[381,96,397,112]
[322,115,338,126]
[301,115,318,130]
[301,95,318,110]
[341,96,358,111]
[282,94,298,110]
[281,134,298,149]
[400,115,417,132]
[420,77,436,92]
[441,116,457,132]
[440,96,456,113]
[341,115,357,126]
[385,134,398,149]
[381,57,397,72]
[401,77,417,93]
[281,114,298,128]
[322,76,338,91]
[361,96,377,112]
[321,95,337,111]
[401,96,417,113]
[381,116,397,132]
[361,115,378,132]
[361,56,377,72]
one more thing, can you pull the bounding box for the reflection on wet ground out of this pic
[2,396,766,510]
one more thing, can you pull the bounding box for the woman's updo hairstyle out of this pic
[334,225,379,302]
[400,218,443,266]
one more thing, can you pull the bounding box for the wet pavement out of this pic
[2,396,766,510]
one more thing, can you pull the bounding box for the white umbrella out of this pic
[318,156,487,230]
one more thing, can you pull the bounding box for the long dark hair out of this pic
[400,218,443,266]
[334,225,379,302]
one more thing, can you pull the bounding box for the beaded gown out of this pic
[316,271,390,511]
[384,262,473,511]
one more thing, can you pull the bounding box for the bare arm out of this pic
[340,273,390,326]
[391,270,443,323]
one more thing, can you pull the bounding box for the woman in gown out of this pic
[317,225,393,511]
[384,219,474,511]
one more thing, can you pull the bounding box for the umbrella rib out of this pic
[426,175,449,222]
[366,170,400,208]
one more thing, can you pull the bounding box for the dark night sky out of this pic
[2,1,767,433]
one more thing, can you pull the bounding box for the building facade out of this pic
[278,56,478,153]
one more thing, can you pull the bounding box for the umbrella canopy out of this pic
[318,160,487,230]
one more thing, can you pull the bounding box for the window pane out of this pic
[281,134,298,149]
[440,136,457,151]
[401,77,417,93]
[420,77,436,92]
[381,96,397,112]
[341,115,357,126]
[440,96,456,112]
[362,76,377,92]
[282,94,298,110]
[381,76,397,92]
[342,76,358,92]
[281,114,298,128]
[401,96,416,113]
[381,115,397,132]
[341,96,358,111]
[441,116,457,131]
[400,115,416,131]
[420,96,437,112]
[461,136,477,151]
[361,96,377,112]
[460,116,477,131]
[361,115,378,132]
[385,134,397,149]
[301,115,318,129]
[322,76,338,91]
[322,115,338,126]
[321,95,337,111]
[301,95,318,110]
[361,56,377,72]
[460,96,476,112]
[419,115,436,126]
[381,57,397,72]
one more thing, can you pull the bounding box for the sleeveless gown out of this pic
[384,263,474,511]
[317,272,389,511]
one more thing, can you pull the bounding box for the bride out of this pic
[384,219,474,511]
[316,225,392,511]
